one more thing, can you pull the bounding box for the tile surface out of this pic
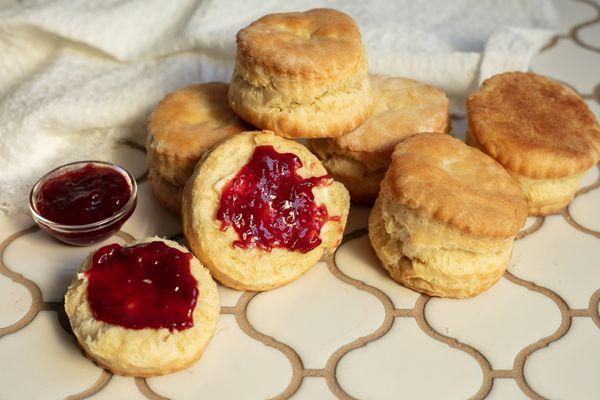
[246,261,384,368]
[0,312,102,399]
[336,318,483,400]
[525,318,600,399]
[511,216,600,309]
[148,315,292,400]
[426,277,561,370]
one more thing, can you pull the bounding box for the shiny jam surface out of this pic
[86,241,198,331]
[36,164,131,225]
[216,145,337,253]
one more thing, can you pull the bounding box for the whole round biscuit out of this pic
[147,82,251,186]
[148,167,182,214]
[181,131,350,291]
[64,237,220,377]
[467,72,600,179]
[387,133,527,239]
[229,8,372,138]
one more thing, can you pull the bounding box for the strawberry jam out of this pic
[86,241,198,331]
[216,145,337,253]
[35,163,131,225]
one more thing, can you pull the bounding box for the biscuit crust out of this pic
[229,9,372,138]
[467,72,600,179]
[369,197,509,298]
[387,134,527,239]
[467,130,584,215]
[334,75,450,163]
[64,237,220,377]
[513,172,582,215]
[368,134,526,298]
[309,75,450,202]
[147,82,250,186]
[182,131,349,291]
[235,8,363,79]
[148,168,182,214]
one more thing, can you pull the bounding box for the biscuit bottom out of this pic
[512,172,582,216]
[148,168,183,214]
[369,195,515,298]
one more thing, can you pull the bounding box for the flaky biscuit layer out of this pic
[148,167,182,214]
[369,194,513,298]
[467,131,584,215]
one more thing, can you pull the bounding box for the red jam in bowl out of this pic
[36,164,131,225]
[216,145,337,253]
[30,161,137,246]
[86,241,198,331]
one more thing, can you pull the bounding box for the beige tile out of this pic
[426,278,561,369]
[290,377,336,400]
[247,261,385,368]
[0,312,101,399]
[336,235,420,309]
[525,318,600,399]
[511,215,600,308]
[148,314,292,399]
[337,318,483,400]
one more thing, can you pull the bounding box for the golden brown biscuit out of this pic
[64,237,220,377]
[467,72,600,215]
[309,75,450,202]
[148,167,182,214]
[147,82,251,186]
[228,9,373,139]
[369,134,527,298]
[182,131,349,291]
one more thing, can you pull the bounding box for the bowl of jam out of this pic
[29,161,137,246]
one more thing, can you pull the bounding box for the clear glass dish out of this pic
[29,161,137,246]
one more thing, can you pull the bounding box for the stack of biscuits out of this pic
[146,8,600,298]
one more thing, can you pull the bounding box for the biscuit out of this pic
[64,237,220,376]
[369,134,527,298]
[148,167,182,214]
[228,8,373,139]
[309,75,450,203]
[182,131,349,291]
[467,72,600,215]
[147,82,250,187]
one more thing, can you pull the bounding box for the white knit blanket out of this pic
[0,0,556,215]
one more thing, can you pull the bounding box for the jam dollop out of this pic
[36,163,131,225]
[216,145,337,253]
[86,241,198,331]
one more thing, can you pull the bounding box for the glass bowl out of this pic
[29,161,137,246]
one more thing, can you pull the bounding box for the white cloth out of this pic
[0,0,557,215]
